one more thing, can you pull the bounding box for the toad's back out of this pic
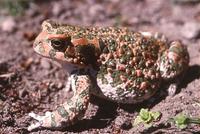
[35,21,170,103]
[57,25,168,103]
[29,20,189,131]
[93,28,167,103]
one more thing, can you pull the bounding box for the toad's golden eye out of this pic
[51,39,70,51]
[51,39,64,48]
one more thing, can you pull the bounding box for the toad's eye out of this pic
[51,39,69,51]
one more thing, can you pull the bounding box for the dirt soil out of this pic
[0,0,200,133]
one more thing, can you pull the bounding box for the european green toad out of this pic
[28,20,189,131]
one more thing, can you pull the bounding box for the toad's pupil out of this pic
[51,39,69,52]
[51,40,63,48]
[50,39,70,52]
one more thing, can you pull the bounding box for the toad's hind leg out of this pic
[28,75,91,131]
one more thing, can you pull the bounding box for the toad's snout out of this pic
[33,31,52,58]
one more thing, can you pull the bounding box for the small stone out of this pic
[89,4,104,17]
[40,59,51,69]
[57,82,63,89]
[181,21,200,39]
[52,3,63,16]
[115,116,125,127]
[1,17,16,33]
[23,31,37,41]
[21,58,33,69]
[26,3,40,17]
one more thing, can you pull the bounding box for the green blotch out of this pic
[124,35,130,42]
[73,33,84,39]
[86,34,94,40]
[136,78,143,84]
[79,88,89,98]
[114,27,121,33]
[102,47,109,53]
[57,106,69,118]
[119,56,126,64]
[56,29,64,34]
[108,39,117,51]
[127,50,133,57]
[102,77,108,84]
[106,59,116,68]
[69,107,76,113]
[38,45,45,53]
[119,52,132,64]
[51,114,57,127]
[169,45,183,54]
[75,100,85,112]
[97,69,108,84]
[99,39,106,52]
[116,87,124,95]
[68,26,75,31]
[138,60,145,68]
[49,49,56,58]
[79,28,86,34]
[97,65,108,80]
[110,71,123,87]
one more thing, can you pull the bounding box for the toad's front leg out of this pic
[28,75,91,131]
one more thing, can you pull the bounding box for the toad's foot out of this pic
[28,75,92,131]
[28,112,52,131]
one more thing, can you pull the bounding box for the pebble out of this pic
[26,3,40,17]
[52,3,63,16]
[21,58,33,69]
[1,17,16,33]
[115,116,125,127]
[57,82,63,89]
[23,31,37,41]
[89,4,104,17]
[181,21,200,39]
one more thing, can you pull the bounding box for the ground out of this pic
[0,0,200,133]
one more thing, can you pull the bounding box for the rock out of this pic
[40,59,51,69]
[21,58,33,69]
[115,116,125,127]
[181,21,200,39]
[57,82,63,89]
[52,3,63,16]
[23,31,37,41]
[1,17,16,33]
[89,4,104,17]
[26,3,40,17]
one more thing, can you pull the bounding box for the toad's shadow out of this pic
[180,65,200,88]
[63,65,200,132]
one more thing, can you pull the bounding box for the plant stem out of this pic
[188,118,200,124]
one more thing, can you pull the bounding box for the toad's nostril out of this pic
[33,41,42,48]
[33,41,37,48]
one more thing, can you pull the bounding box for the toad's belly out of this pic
[91,73,160,104]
